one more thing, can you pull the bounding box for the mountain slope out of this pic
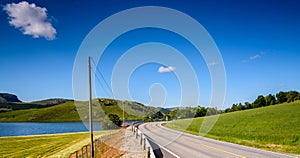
[0,93,21,103]
[0,98,168,122]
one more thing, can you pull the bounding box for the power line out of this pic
[90,57,114,97]
[92,67,112,97]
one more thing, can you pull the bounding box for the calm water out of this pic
[0,122,102,137]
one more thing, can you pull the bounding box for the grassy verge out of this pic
[0,130,116,158]
[165,101,300,155]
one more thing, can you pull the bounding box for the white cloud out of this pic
[242,52,266,62]
[208,61,217,67]
[3,1,56,40]
[158,66,175,73]
[250,54,261,60]
[260,85,269,89]
[278,84,286,87]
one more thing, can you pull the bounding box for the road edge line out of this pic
[156,142,180,158]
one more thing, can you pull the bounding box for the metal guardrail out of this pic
[132,124,156,158]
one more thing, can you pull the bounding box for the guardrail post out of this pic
[136,130,138,139]
[146,147,150,158]
[143,138,146,150]
[140,134,143,145]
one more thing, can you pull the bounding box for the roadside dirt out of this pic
[96,127,146,158]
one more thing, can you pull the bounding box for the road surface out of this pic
[139,122,298,158]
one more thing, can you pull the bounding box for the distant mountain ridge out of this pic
[0,93,21,103]
[31,98,73,106]
[0,97,170,122]
[0,93,73,112]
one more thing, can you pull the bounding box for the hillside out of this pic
[165,101,300,154]
[0,93,72,112]
[0,98,168,122]
[30,98,73,106]
[0,93,21,103]
[0,101,80,122]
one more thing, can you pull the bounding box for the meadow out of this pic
[165,101,300,154]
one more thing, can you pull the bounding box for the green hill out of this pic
[165,101,300,155]
[0,98,72,112]
[0,101,80,122]
[0,98,167,122]
[0,93,21,103]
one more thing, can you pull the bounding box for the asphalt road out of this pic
[139,122,298,158]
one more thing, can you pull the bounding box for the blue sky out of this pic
[0,0,299,108]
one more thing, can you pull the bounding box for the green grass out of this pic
[165,101,300,155]
[0,99,161,122]
[0,130,115,158]
[0,101,81,122]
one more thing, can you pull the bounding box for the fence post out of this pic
[86,145,88,158]
[75,150,78,158]
[93,141,96,156]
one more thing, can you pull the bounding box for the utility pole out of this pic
[123,102,125,125]
[88,56,94,158]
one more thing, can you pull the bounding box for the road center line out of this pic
[199,143,247,158]
[156,123,247,158]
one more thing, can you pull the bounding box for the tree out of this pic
[237,103,244,110]
[265,94,276,106]
[231,104,238,111]
[276,91,287,104]
[176,107,195,119]
[286,91,299,103]
[244,102,252,109]
[102,114,122,129]
[252,95,266,108]
[295,93,300,101]
[151,111,164,121]
[108,114,122,126]
[224,108,233,113]
[206,107,220,116]
[163,114,171,121]
[169,109,178,120]
[195,106,207,117]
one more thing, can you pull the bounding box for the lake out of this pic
[0,122,102,137]
[0,120,141,137]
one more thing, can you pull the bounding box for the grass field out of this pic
[0,130,115,158]
[165,101,300,155]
